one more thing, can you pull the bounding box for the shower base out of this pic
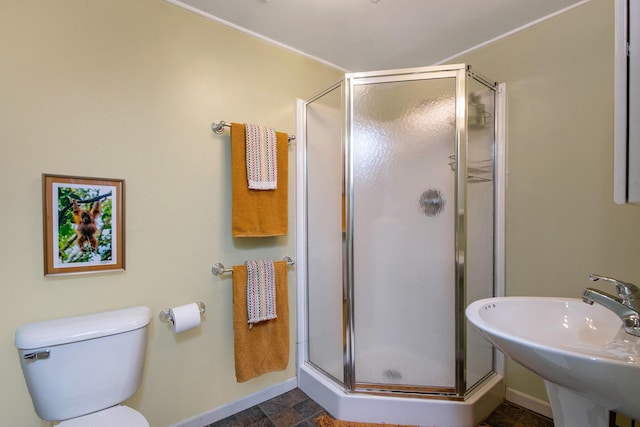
[299,364,504,426]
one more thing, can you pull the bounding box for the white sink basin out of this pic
[466,297,640,426]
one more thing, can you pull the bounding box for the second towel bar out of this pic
[212,256,294,276]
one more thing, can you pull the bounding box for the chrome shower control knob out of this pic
[419,189,445,217]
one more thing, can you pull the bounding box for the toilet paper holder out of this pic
[159,301,206,324]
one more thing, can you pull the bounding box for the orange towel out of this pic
[231,123,288,237]
[232,260,289,382]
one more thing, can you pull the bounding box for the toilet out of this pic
[14,306,152,426]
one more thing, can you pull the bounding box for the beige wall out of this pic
[0,1,342,426]
[455,0,640,401]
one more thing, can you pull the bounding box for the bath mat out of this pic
[316,415,417,427]
[316,414,494,427]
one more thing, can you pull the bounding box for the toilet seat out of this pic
[57,405,149,427]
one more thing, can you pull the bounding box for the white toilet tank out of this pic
[14,306,152,422]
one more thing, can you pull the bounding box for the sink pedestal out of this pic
[544,381,610,427]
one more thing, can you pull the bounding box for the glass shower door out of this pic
[305,83,345,383]
[465,76,496,389]
[349,71,460,392]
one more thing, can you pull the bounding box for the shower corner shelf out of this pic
[448,156,494,183]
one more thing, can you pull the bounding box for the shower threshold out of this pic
[298,364,504,426]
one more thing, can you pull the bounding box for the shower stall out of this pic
[295,64,505,426]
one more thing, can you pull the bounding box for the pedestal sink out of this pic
[466,297,640,427]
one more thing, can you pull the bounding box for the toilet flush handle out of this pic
[23,350,50,360]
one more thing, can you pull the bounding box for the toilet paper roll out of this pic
[169,303,201,333]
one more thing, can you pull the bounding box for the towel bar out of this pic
[212,256,294,276]
[211,120,296,143]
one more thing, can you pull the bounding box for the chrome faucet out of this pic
[582,274,640,337]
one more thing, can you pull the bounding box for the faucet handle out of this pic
[589,274,640,300]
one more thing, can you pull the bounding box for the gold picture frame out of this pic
[43,174,125,276]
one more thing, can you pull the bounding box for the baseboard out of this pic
[170,377,298,427]
[169,379,548,426]
[505,387,553,419]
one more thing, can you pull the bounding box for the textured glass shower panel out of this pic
[352,78,457,388]
[465,78,496,387]
[305,86,345,382]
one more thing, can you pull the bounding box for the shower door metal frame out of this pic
[344,65,467,397]
[343,64,490,398]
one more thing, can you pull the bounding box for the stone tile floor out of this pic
[207,388,554,427]
[479,401,553,427]
[208,388,326,427]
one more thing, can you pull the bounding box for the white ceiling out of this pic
[168,0,588,72]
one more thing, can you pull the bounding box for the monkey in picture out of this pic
[71,199,101,252]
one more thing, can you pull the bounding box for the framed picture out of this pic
[43,174,125,276]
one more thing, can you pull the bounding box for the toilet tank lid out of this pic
[14,306,152,350]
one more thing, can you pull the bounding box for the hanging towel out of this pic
[245,260,277,328]
[245,123,278,190]
[232,260,289,382]
[231,123,288,237]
